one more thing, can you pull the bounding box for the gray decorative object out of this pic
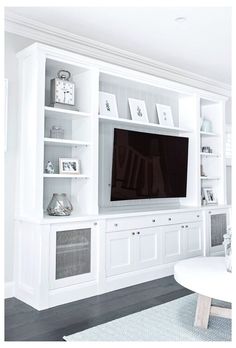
[45,161,55,174]
[223,227,232,272]
[50,125,64,139]
[47,193,73,216]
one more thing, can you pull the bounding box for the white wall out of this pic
[4,33,34,284]
[4,31,232,286]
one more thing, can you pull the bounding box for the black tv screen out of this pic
[111,128,189,201]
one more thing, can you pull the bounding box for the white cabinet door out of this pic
[136,227,162,269]
[49,221,97,289]
[184,222,202,258]
[106,230,136,276]
[162,224,183,264]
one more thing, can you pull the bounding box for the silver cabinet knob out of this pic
[94,222,97,226]
[132,232,135,235]
[137,231,140,235]
[168,218,172,221]
[114,223,118,227]
[152,219,156,223]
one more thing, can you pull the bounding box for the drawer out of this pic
[158,211,202,225]
[106,215,166,232]
[106,211,202,232]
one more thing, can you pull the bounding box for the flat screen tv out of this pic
[111,128,189,201]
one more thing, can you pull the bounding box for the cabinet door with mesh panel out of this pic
[50,222,97,289]
[207,209,230,256]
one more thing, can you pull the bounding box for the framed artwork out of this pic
[203,188,217,205]
[59,158,80,174]
[128,98,149,123]
[156,104,174,127]
[99,92,119,118]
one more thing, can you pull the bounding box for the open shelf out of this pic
[44,138,90,147]
[200,152,220,157]
[200,131,219,137]
[99,115,192,133]
[44,106,91,120]
[43,174,89,179]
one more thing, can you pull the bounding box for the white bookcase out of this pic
[199,98,226,205]
[16,46,99,219]
[14,43,230,310]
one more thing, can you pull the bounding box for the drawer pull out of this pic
[137,231,140,235]
[152,219,156,223]
[132,232,135,235]
[114,223,118,227]
[168,218,172,221]
[209,211,212,214]
[94,222,97,226]
[197,215,200,218]
[181,225,185,228]
[185,225,188,228]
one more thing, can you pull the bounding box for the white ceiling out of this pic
[5,7,232,84]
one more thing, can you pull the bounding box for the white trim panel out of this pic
[5,282,15,299]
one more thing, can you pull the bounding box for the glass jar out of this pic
[201,118,212,133]
[50,126,64,139]
[47,193,73,216]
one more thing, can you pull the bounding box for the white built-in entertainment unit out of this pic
[15,43,231,310]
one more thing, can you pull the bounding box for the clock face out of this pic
[54,79,75,105]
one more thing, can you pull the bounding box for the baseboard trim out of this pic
[5,282,15,298]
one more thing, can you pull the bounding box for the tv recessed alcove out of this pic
[98,72,198,211]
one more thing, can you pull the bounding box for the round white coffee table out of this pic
[174,257,232,329]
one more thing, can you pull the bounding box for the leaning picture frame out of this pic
[99,92,119,118]
[156,103,174,127]
[128,98,149,123]
[203,188,217,205]
[59,158,80,175]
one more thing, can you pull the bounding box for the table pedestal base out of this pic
[194,294,232,329]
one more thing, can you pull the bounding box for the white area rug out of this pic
[64,294,231,341]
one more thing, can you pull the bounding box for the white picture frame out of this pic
[156,104,174,127]
[59,158,80,174]
[128,98,149,123]
[99,92,119,118]
[203,188,217,205]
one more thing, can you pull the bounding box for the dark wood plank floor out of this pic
[5,275,192,341]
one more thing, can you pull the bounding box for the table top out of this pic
[174,257,232,302]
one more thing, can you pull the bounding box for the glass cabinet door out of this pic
[50,223,97,289]
[207,209,230,256]
[56,228,91,280]
[211,213,227,248]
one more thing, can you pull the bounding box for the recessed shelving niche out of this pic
[42,57,98,217]
[200,98,225,206]
[98,72,200,209]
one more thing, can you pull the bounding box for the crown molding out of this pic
[5,11,231,97]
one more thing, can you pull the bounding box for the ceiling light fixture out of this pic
[175,17,187,23]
